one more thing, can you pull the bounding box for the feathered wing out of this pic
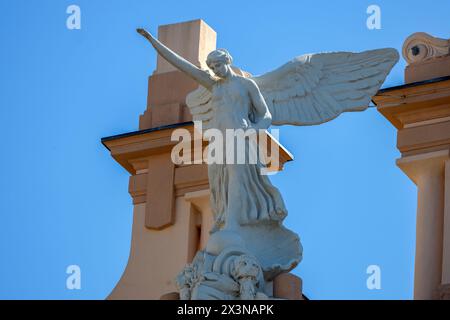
[185,85,214,130]
[252,48,399,126]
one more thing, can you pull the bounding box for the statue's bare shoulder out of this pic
[236,76,260,94]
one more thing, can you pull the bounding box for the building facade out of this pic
[103,21,450,300]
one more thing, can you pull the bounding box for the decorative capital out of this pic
[402,32,450,65]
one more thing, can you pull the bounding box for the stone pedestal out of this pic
[159,273,304,300]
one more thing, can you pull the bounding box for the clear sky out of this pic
[0,0,449,300]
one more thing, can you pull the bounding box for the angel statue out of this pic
[137,28,399,300]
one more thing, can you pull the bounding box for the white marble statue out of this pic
[138,27,399,300]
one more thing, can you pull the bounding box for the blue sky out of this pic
[0,0,449,300]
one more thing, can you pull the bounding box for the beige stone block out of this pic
[273,273,303,300]
[139,70,199,130]
[145,153,175,230]
[405,55,450,84]
[150,103,183,128]
[156,20,216,74]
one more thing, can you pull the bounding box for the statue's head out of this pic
[206,49,233,78]
[231,254,261,280]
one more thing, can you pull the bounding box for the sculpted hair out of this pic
[206,49,233,66]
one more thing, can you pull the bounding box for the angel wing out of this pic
[253,48,399,126]
[186,48,399,127]
[186,85,215,130]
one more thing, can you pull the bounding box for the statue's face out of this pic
[208,60,229,78]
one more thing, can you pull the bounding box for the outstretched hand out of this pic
[136,28,154,41]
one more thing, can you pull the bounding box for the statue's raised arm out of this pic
[137,28,215,90]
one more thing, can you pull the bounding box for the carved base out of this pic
[173,242,303,300]
[174,223,302,300]
[176,248,269,300]
[161,273,303,300]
